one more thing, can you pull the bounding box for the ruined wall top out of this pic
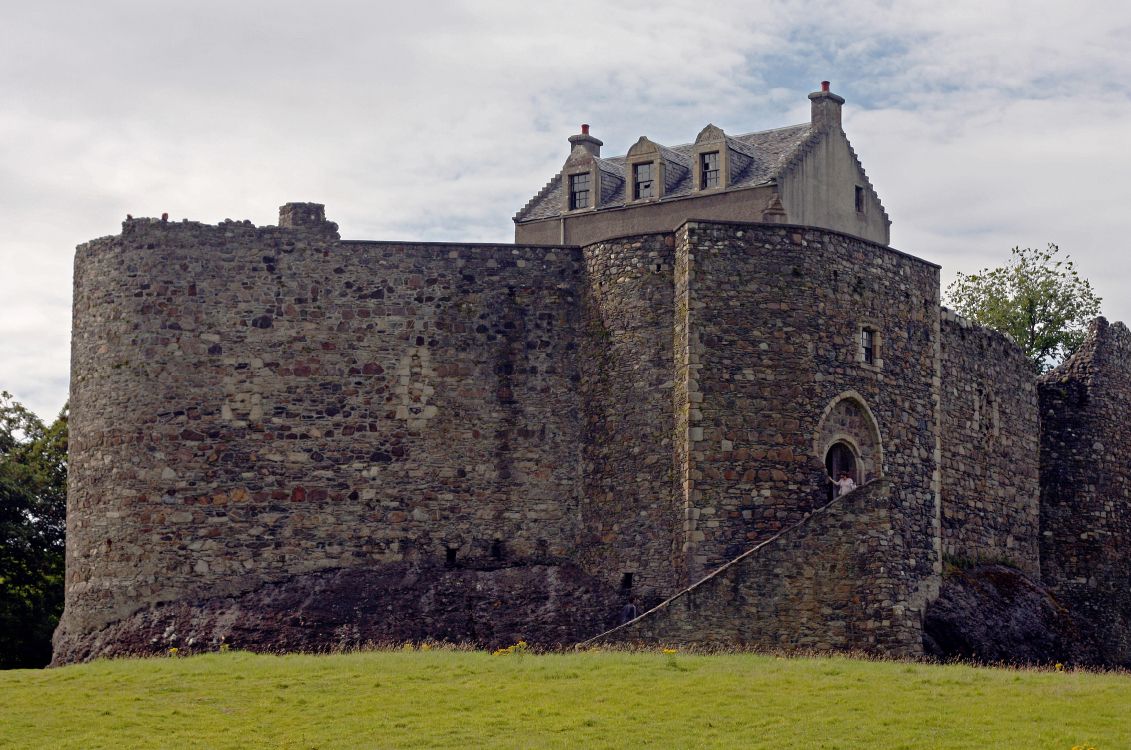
[278,202,338,233]
[1040,317,1131,388]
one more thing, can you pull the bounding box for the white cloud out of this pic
[2,0,1131,417]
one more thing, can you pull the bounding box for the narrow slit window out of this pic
[700,151,720,189]
[855,185,865,213]
[569,173,590,210]
[979,390,1000,438]
[620,572,634,589]
[633,163,654,199]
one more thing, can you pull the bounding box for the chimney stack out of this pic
[808,81,845,132]
[568,124,603,158]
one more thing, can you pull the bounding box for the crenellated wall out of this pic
[939,312,1040,575]
[1039,318,1131,665]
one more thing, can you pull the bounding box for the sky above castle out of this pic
[2,0,1130,418]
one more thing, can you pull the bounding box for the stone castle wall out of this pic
[676,221,941,612]
[939,313,1040,575]
[1039,318,1131,665]
[57,210,591,656]
[63,202,1127,664]
[589,479,923,657]
[578,233,683,601]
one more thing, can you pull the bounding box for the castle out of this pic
[53,84,1131,665]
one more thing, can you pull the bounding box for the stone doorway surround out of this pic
[815,390,884,486]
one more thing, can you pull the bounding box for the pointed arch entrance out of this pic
[815,391,883,499]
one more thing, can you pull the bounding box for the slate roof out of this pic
[515,123,815,223]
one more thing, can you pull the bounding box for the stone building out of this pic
[53,84,1131,665]
[514,81,890,247]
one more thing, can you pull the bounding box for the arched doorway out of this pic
[814,391,883,500]
[824,441,858,501]
[825,441,857,481]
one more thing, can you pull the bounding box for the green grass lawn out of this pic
[0,647,1124,749]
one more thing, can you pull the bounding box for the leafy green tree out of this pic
[945,244,1102,373]
[0,392,67,669]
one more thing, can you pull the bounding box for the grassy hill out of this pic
[0,647,1125,749]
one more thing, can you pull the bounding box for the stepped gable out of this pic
[514,83,891,247]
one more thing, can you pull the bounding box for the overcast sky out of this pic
[3,0,1130,419]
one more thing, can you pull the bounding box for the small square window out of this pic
[569,173,590,210]
[700,151,720,189]
[633,162,654,200]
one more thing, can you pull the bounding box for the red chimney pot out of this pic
[821,81,830,92]
[581,124,590,135]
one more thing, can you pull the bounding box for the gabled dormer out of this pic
[626,137,661,202]
[691,124,760,193]
[562,145,599,213]
[559,124,624,214]
[562,125,600,213]
[625,137,691,204]
[692,124,729,192]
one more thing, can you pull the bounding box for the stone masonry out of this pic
[675,221,941,619]
[58,205,950,660]
[587,479,923,657]
[56,85,1131,664]
[578,233,683,598]
[58,211,594,659]
[1039,318,1131,664]
[939,311,1040,576]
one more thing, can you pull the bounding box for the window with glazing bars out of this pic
[861,328,875,364]
[569,173,590,210]
[633,162,654,199]
[700,151,720,188]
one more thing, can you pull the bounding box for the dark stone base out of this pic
[52,561,628,665]
[923,564,1104,666]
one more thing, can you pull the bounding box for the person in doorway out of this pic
[829,470,856,496]
[619,599,638,625]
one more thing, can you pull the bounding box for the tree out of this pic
[0,392,67,669]
[944,244,1102,374]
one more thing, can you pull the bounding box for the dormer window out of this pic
[633,163,654,200]
[700,151,720,189]
[569,173,590,210]
[691,126,730,193]
[625,137,678,203]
